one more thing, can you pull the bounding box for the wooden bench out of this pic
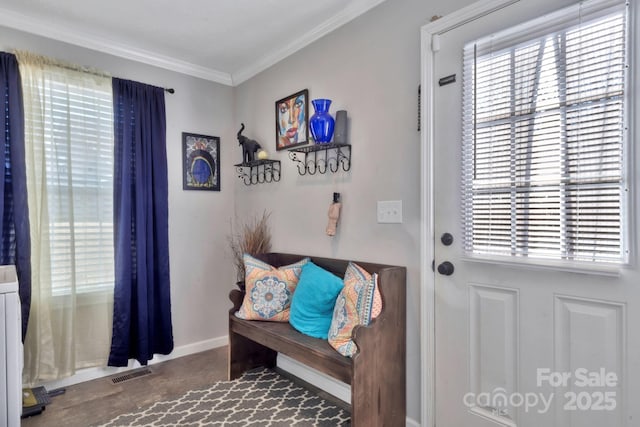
[228,253,406,427]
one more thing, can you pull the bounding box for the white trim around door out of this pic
[419,1,520,426]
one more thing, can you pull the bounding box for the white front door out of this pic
[429,1,639,426]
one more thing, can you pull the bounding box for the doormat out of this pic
[99,368,350,426]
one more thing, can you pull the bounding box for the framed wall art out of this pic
[275,89,308,151]
[182,132,220,191]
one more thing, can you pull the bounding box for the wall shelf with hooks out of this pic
[288,143,351,176]
[234,160,281,185]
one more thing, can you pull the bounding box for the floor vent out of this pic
[111,368,153,384]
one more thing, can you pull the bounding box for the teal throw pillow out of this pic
[289,261,344,339]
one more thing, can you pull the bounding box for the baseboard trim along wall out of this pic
[38,335,228,391]
[277,354,351,403]
[277,354,420,427]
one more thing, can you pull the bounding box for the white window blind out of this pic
[461,1,628,265]
[22,67,115,293]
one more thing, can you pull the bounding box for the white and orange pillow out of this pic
[328,262,382,357]
[235,254,309,322]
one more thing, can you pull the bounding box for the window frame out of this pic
[460,0,631,274]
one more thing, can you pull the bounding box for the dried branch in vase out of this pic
[228,211,272,282]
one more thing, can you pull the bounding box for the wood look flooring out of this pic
[21,347,228,427]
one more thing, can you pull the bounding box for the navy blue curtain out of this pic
[108,78,173,367]
[0,52,31,341]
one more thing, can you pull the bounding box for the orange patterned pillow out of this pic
[371,274,382,319]
[235,254,309,322]
[328,262,383,357]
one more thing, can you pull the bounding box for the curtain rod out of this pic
[12,50,176,94]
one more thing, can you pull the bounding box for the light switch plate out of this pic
[377,200,403,224]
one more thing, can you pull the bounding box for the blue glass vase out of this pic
[310,99,335,144]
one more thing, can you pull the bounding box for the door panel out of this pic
[432,1,639,426]
[553,296,626,427]
[468,284,519,423]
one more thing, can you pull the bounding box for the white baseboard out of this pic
[277,354,421,427]
[277,354,351,403]
[37,335,228,391]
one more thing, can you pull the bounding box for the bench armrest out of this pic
[229,289,244,315]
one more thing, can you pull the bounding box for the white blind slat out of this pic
[22,70,115,291]
[461,1,627,265]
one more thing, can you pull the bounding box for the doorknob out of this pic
[437,261,454,276]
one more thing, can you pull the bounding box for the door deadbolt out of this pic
[441,233,454,246]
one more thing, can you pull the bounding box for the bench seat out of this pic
[230,316,352,384]
[228,253,406,427]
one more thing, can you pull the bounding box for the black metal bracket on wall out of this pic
[234,160,281,185]
[288,143,351,176]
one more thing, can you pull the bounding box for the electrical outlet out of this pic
[377,200,403,224]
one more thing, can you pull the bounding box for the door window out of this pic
[461,2,628,265]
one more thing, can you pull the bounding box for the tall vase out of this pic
[310,99,335,144]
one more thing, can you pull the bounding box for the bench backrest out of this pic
[254,252,395,278]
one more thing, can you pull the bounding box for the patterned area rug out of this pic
[100,368,350,426]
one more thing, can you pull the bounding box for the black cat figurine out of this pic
[237,123,262,164]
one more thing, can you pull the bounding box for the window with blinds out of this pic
[25,72,115,293]
[461,1,628,265]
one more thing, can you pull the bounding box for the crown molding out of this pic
[231,0,387,85]
[1,0,386,87]
[0,7,233,86]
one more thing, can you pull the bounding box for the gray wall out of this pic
[233,0,474,421]
[2,0,487,421]
[0,26,237,352]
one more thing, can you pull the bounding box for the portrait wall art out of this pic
[182,132,220,191]
[275,89,309,151]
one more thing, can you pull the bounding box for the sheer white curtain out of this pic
[17,52,116,385]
